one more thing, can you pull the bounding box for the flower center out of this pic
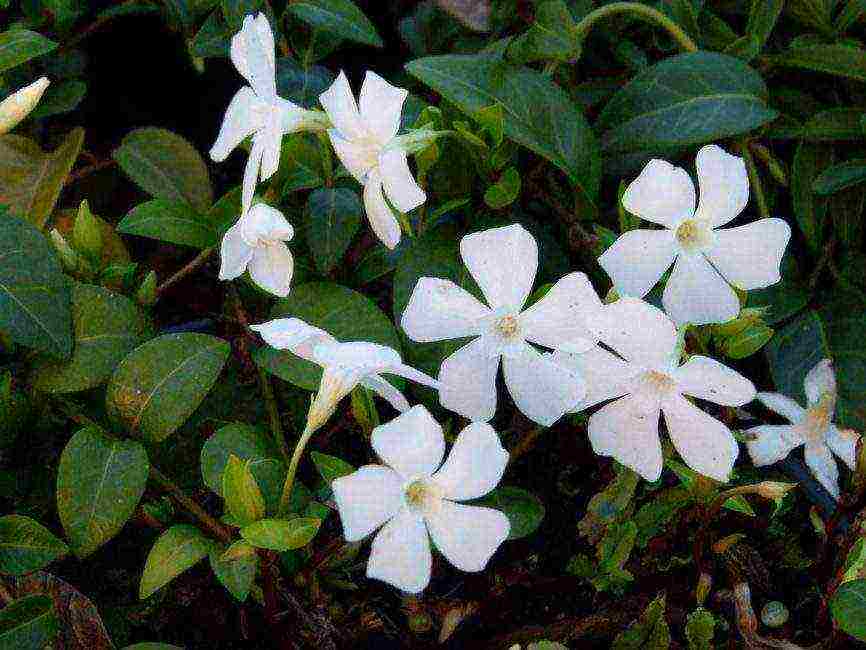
[496,315,520,339]
[802,392,834,444]
[354,135,383,171]
[633,369,676,398]
[675,219,711,252]
[404,479,442,512]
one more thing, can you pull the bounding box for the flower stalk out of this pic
[573,2,699,53]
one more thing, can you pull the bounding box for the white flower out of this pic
[401,224,599,426]
[332,405,510,593]
[746,359,860,499]
[0,76,49,135]
[319,71,426,249]
[251,318,439,431]
[219,202,295,297]
[552,297,756,482]
[210,14,328,216]
[599,145,791,325]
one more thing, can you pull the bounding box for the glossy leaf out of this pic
[304,187,362,274]
[0,29,57,74]
[831,579,866,641]
[0,594,57,647]
[772,45,866,82]
[287,0,383,47]
[474,486,544,540]
[813,159,866,196]
[119,198,218,249]
[791,142,832,252]
[0,515,68,575]
[240,517,321,551]
[765,311,830,404]
[139,524,213,599]
[209,543,257,601]
[222,455,266,526]
[310,451,354,484]
[484,166,520,209]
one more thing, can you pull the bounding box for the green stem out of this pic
[574,2,699,53]
[279,423,317,516]
[738,140,770,220]
[258,366,290,464]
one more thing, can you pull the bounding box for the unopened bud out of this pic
[136,270,158,307]
[0,76,50,134]
[696,571,712,606]
[49,229,78,272]
[755,481,797,501]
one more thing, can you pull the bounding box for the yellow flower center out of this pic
[676,220,700,247]
[802,392,834,444]
[496,315,520,339]
[404,480,442,512]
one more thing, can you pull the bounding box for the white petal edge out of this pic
[319,70,365,141]
[210,87,261,162]
[242,203,294,244]
[804,358,836,406]
[706,218,791,290]
[366,508,431,593]
[438,337,500,423]
[827,426,859,470]
[312,341,401,373]
[804,442,841,499]
[250,317,335,362]
[663,394,738,482]
[332,465,403,541]
[363,167,402,250]
[460,224,538,311]
[426,501,509,572]
[598,229,678,298]
[230,14,276,101]
[431,422,508,501]
[371,405,445,479]
[329,131,374,183]
[662,253,740,326]
[248,243,293,297]
[621,158,696,228]
[520,272,602,353]
[595,297,678,369]
[401,277,489,343]
[588,394,663,481]
[218,220,253,280]
[744,424,804,467]
[361,375,410,412]
[379,148,426,213]
[550,347,633,411]
[359,71,408,144]
[693,144,749,228]
[756,392,806,424]
[502,343,586,426]
[673,355,756,406]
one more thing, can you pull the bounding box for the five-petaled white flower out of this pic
[0,76,49,135]
[332,405,510,593]
[746,359,860,499]
[211,13,328,216]
[319,70,426,249]
[599,145,791,326]
[552,297,756,482]
[401,224,599,426]
[219,202,295,297]
[251,317,439,431]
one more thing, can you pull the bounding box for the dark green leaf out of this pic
[507,0,580,64]
[190,10,232,58]
[275,57,334,109]
[310,451,354,484]
[0,515,68,575]
[685,607,716,649]
[139,524,213,599]
[792,141,833,252]
[474,486,544,540]
[613,592,670,649]
[484,166,521,209]
[746,0,783,51]
[118,198,218,249]
[287,0,383,47]
[0,594,57,647]
[813,159,866,195]
[765,311,830,403]
[28,80,87,120]
[209,543,257,601]
[771,45,866,82]
[831,579,866,641]
[0,29,57,74]
[304,187,362,273]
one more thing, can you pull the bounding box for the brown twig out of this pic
[149,466,232,544]
[154,246,215,299]
[64,159,117,186]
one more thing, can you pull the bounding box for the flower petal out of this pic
[805,358,836,406]
[662,253,740,325]
[598,229,678,298]
[329,131,374,183]
[241,136,265,217]
[241,203,294,244]
[426,501,509,572]
[319,70,365,140]
[502,343,586,426]
[460,224,538,311]
[363,167,402,250]
[549,347,633,411]
[745,424,804,466]
[431,422,508,501]
[312,341,401,373]
[401,277,489,343]
[218,220,253,280]
[693,145,749,228]
[673,355,756,406]
[259,128,281,183]
[0,76,50,135]
[359,71,408,143]
[384,363,441,390]
[366,507,431,593]
[588,395,663,481]
[332,465,403,541]
[250,317,335,362]
[805,442,840,499]
[520,272,602,353]
[595,297,678,369]
[210,87,262,162]
[230,13,276,100]
[439,337,500,422]
[757,392,806,424]
[622,158,696,228]
[706,219,791,290]
[828,426,859,470]
[371,405,445,479]
[248,243,294,297]
[361,375,410,412]
[663,394,738,482]
[379,149,426,213]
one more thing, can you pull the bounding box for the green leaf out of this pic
[771,45,866,82]
[114,127,213,213]
[0,127,85,228]
[254,282,401,390]
[304,187,362,273]
[72,200,102,262]
[273,134,325,197]
[578,464,639,543]
[287,0,383,47]
[275,57,334,109]
[633,487,693,548]
[240,517,321,551]
[0,515,68,575]
[31,283,150,393]
[405,54,600,209]
[118,198,218,249]
[122,644,184,650]
[223,455,266,526]
[507,0,580,64]
[792,142,833,252]
[484,167,521,209]
[745,0,783,52]
[190,9,232,58]
[0,214,72,358]
[685,607,716,650]
[209,542,257,601]
[106,333,230,443]
[597,52,777,154]
[28,79,87,120]
[474,486,544,540]
[821,304,866,430]
[0,594,57,647]
[765,311,830,404]
[0,29,57,73]
[310,451,354,484]
[769,108,865,142]
[613,593,670,649]
[813,159,866,195]
[832,579,866,641]
[57,426,150,558]
[140,524,213,599]
[721,322,775,359]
